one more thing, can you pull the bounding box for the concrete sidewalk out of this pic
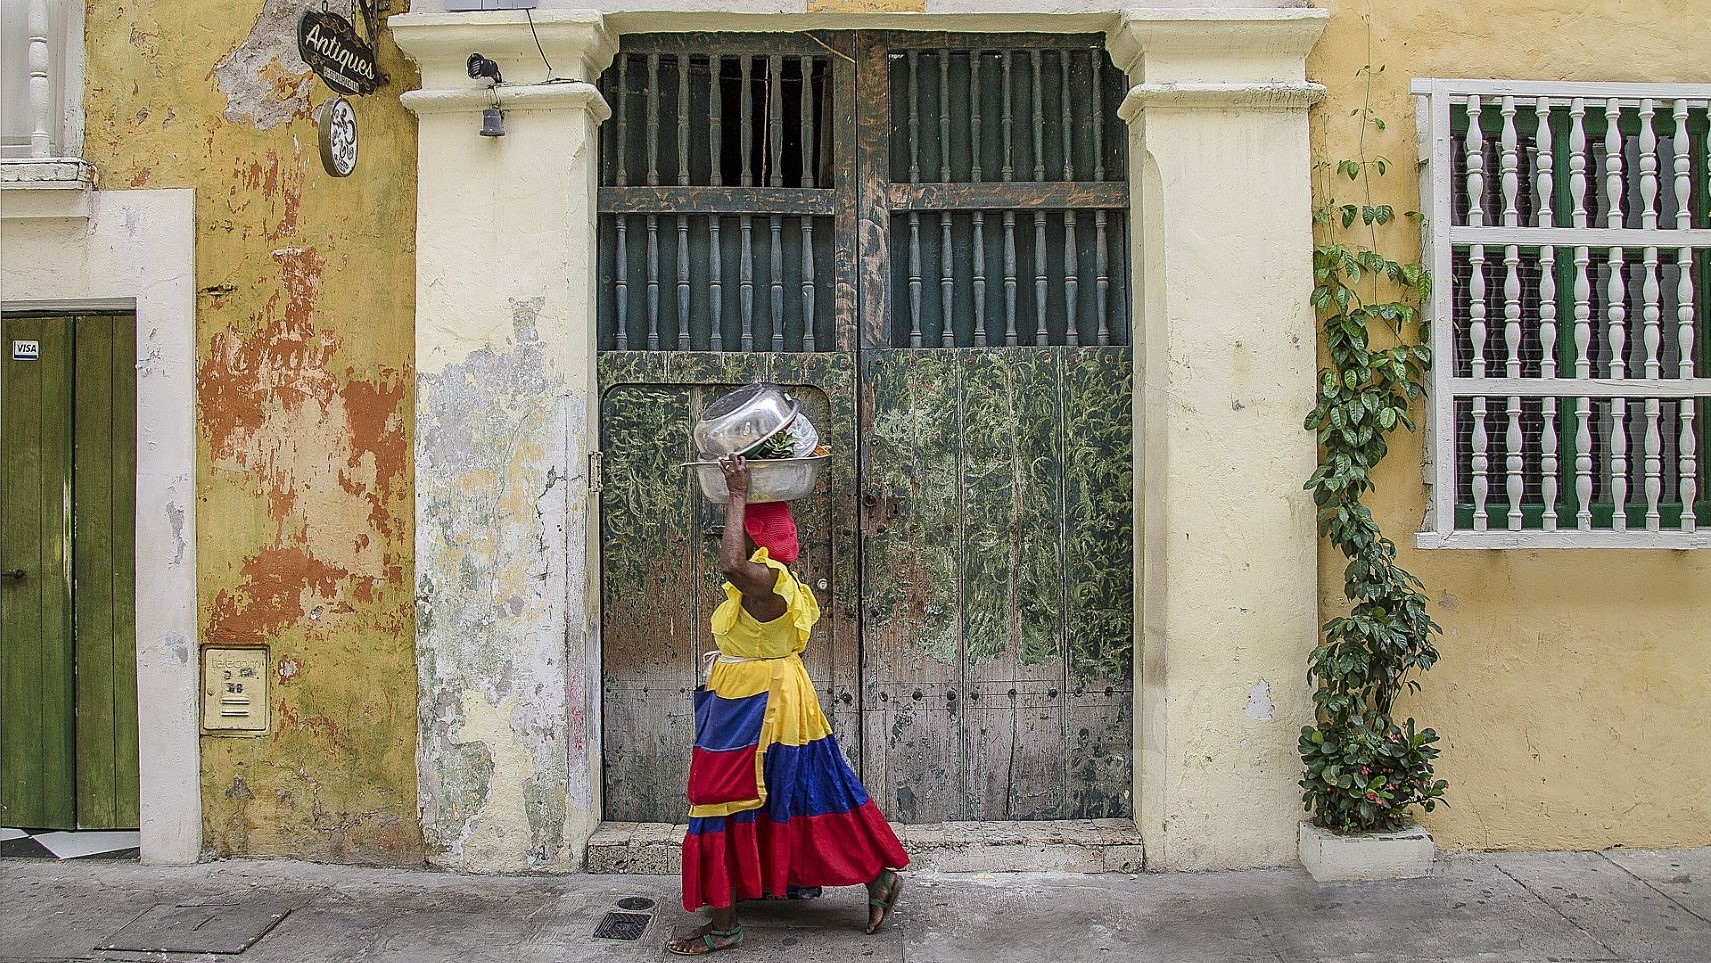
[3,848,1708,963]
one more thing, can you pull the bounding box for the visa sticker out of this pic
[11,340,40,361]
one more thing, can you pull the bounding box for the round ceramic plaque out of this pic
[316,96,358,177]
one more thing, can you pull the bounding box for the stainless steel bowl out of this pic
[693,383,800,459]
[683,454,830,504]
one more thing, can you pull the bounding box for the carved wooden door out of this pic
[597,32,1134,824]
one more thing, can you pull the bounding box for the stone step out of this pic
[585,819,1144,876]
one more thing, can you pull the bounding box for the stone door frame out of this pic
[0,188,201,864]
[396,5,1327,873]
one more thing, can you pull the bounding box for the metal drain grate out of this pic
[97,902,291,954]
[593,911,652,941]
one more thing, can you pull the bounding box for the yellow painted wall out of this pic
[82,2,422,862]
[70,0,1709,865]
[1308,0,1711,851]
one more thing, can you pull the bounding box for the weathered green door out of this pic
[596,33,1132,824]
[854,37,1133,821]
[0,315,139,830]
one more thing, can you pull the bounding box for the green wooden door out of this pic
[855,36,1134,821]
[1,315,77,829]
[0,315,138,830]
[596,35,863,823]
[595,33,1133,824]
[71,318,141,829]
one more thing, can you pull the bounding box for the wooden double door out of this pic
[598,32,1134,824]
[0,315,139,830]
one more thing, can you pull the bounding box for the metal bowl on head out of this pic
[693,383,800,459]
[684,454,830,505]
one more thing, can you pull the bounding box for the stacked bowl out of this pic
[683,383,829,504]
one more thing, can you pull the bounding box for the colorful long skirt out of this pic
[681,653,908,911]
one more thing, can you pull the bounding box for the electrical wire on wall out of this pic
[525,7,574,84]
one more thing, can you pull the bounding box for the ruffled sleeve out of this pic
[710,547,821,658]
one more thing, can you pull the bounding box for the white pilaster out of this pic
[1108,7,1327,870]
[395,10,613,872]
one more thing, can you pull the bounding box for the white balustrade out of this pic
[1638,102,1664,531]
[1674,100,1700,534]
[1604,101,1630,531]
[1499,98,1525,528]
[1535,98,1560,530]
[1465,96,1490,530]
[28,0,50,157]
[1414,78,1711,547]
[4,0,67,159]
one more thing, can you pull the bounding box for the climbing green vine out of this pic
[1300,25,1448,835]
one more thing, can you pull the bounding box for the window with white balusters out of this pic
[1414,80,1711,548]
[0,0,71,159]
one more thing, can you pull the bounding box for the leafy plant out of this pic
[1300,24,1448,835]
[749,428,797,460]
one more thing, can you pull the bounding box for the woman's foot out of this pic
[865,870,904,934]
[666,922,744,956]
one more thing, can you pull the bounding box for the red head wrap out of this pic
[742,501,799,565]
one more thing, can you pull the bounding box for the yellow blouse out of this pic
[710,547,821,659]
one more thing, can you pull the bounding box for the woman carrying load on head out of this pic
[667,454,909,956]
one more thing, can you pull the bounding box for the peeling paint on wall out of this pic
[83,0,422,863]
[165,502,187,565]
[213,0,318,130]
[1244,680,1274,722]
[416,301,579,871]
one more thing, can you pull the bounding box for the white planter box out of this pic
[1298,819,1436,882]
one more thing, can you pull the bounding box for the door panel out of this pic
[599,353,859,822]
[600,381,700,823]
[961,348,1068,820]
[1061,348,1135,818]
[1,315,77,829]
[855,34,1134,821]
[857,350,962,822]
[71,316,140,829]
[858,346,1132,821]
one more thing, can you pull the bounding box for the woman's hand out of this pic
[719,454,751,499]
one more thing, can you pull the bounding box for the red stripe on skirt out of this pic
[681,802,909,911]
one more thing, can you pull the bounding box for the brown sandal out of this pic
[667,925,744,956]
[866,870,904,933]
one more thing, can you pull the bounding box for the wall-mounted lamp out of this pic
[467,53,503,84]
[468,53,505,138]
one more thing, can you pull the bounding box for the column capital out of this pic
[1117,81,1325,119]
[391,9,617,93]
[402,82,610,122]
[1104,8,1328,87]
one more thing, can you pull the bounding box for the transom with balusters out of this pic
[882,42,1130,350]
[594,33,1131,355]
[598,38,841,353]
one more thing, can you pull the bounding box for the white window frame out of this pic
[1,0,85,161]
[1414,78,1711,549]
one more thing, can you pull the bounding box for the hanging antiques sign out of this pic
[298,4,387,97]
[301,1,384,176]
